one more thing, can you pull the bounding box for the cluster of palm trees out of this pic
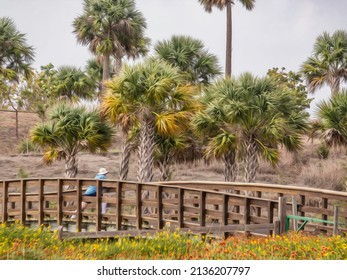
[1,1,347,187]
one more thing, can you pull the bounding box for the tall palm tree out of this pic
[31,103,114,178]
[154,35,222,85]
[73,0,149,92]
[102,58,196,182]
[53,66,96,102]
[198,0,255,77]
[300,30,347,96]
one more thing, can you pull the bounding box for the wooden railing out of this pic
[1,179,347,239]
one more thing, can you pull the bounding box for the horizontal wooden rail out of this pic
[1,178,347,238]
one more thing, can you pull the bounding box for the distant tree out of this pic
[314,90,347,148]
[0,17,34,79]
[53,66,96,102]
[31,103,114,178]
[154,35,222,85]
[0,17,35,109]
[198,0,255,77]
[300,30,347,96]
[73,0,149,93]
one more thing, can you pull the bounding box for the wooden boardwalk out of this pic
[1,178,347,239]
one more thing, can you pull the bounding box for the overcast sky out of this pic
[1,0,347,116]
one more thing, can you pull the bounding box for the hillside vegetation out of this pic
[0,110,346,193]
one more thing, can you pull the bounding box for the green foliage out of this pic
[300,30,347,95]
[17,138,40,154]
[316,144,330,159]
[17,167,29,179]
[30,103,114,177]
[154,35,222,85]
[1,223,347,260]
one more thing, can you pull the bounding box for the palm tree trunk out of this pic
[158,157,170,181]
[223,150,237,182]
[244,137,258,184]
[119,137,131,181]
[101,54,111,94]
[65,155,78,178]
[64,155,78,191]
[225,2,232,77]
[137,119,155,182]
[114,55,123,76]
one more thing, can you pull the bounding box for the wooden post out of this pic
[95,180,102,231]
[20,180,26,224]
[244,197,250,235]
[178,188,184,228]
[222,194,229,238]
[38,179,44,225]
[299,195,306,217]
[268,201,275,236]
[2,181,8,223]
[157,185,163,230]
[278,197,287,234]
[136,184,142,230]
[255,191,261,217]
[322,198,328,226]
[199,191,206,227]
[116,181,122,231]
[291,196,298,231]
[76,180,82,232]
[333,205,339,236]
[57,179,63,226]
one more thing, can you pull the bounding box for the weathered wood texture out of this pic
[1,179,346,238]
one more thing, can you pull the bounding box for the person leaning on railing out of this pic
[71,168,109,218]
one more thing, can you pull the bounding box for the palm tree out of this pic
[102,58,196,182]
[300,30,347,96]
[0,17,35,111]
[53,66,96,102]
[31,103,114,178]
[154,35,222,85]
[0,17,34,79]
[314,90,347,147]
[195,73,309,184]
[198,0,255,77]
[73,0,149,92]
[192,78,239,181]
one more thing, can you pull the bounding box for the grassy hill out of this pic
[0,110,346,192]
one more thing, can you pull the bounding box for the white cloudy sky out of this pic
[1,0,347,115]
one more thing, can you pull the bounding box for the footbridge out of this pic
[1,178,347,239]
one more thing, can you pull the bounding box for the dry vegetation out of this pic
[0,110,346,192]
